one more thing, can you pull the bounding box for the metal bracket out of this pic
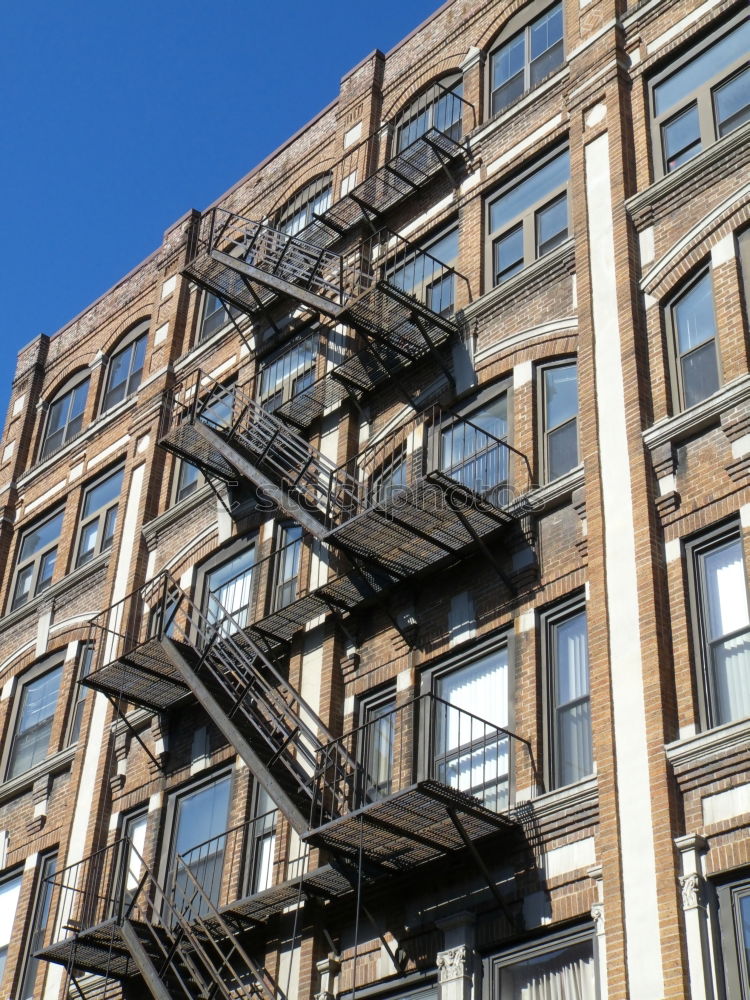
[447,807,517,930]
[445,492,516,593]
[423,133,461,189]
[411,312,456,392]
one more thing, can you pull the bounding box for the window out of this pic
[199,291,241,343]
[717,874,750,998]
[431,646,510,811]
[6,664,63,779]
[543,601,592,789]
[389,226,459,316]
[650,13,749,176]
[75,466,125,568]
[489,1,564,116]
[276,175,332,237]
[360,690,397,803]
[101,322,148,413]
[174,460,203,504]
[9,507,64,611]
[739,228,750,319]
[204,544,257,632]
[368,451,407,507]
[689,525,750,729]
[258,332,319,413]
[271,523,303,611]
[247,785,276,894]
[488,146,569,285]
[18,851,57,1000]
[0,869,22,983]
[40,375,89,460]
[668,269,719,410]
[540,361,578,481]
[394,75,464,152]
[488,926,596,999]
[117,809,148,912]
[169,773,231,915]
[440,392,509,498]
[68,643,94,745]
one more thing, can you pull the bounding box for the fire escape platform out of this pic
[304,779,516,873]
[159,422,236,481]
[326,473,516,578]
[183,243,279,318]
[36,921,138,979]
[83,636,190,712]
[319,128,467,235]
[220,864,353,927]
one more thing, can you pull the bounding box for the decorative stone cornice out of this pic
[437,945,471,983]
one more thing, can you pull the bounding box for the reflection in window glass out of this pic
[41,378,89,459]
[441,396,508,495]
[7,666,63,779]
[12,509,64,611]
[551,609,592,787]
[206,547,256,631]
[102,333,147,412]
[495,936,595,998]
[0,872,22,982]
[19,852,57,1000]
[543,362,578,481]
[171,776,231,915]
[672,271,719,409]
[490,2,563,115]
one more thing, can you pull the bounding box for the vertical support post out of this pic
[436,913,476,1000]
[588,864,608,1000]
[675,834,717,1000]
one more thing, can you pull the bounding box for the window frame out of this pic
[357,686,398,804]
[648,10,750,179]
[0,866,23,985]
[197,537,259,637]
[8,506,65,614]
[540,594,593,791]
[487,0,565,118]
[39,371,90,462]
[3,657,65,781]
[67,642,95,746]
[245,783,278,896]
[685,520,750,732]
[537,358,579,483]
[74,464,125,569]
[716,872,750,998]
[665,266,721,413]
[486,922,597,999]
[256,328,321,414]
[386,222,459,318]
[172,458,205,505]
[100,320,149,414]
[269,521,304,613]
[17,849,57,1000]
[486,144,570,288]
[198,290,242,344]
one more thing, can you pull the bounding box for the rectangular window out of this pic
[360,690,397,803]
[174,460,203,503]
[540,361,578,481]
[76,466,125,567]
[200,291,241,342]
[488,147,570,284]
[544,602,592,789]
[18,851,57,1000]
[41,377,89,460]
[0,870,23,983]
[668,269,720,410]
[689,526,750,729]
[117,809,148,913]
[490,2,564,115]
[205,544,256,632]
[650,13,749,176]
[272,523,303,611]
[488,926,596,998]
[389,226,459,317]
[102,329,148,413]
[258,332,319,413]
[717,875,750,998]
[6,664,63,779]
[68,643,94,745]
[10,508,64,612]
[440,394,509,498]
[169,774,231,917]
[432,647,510,811]
[247,786,277,894]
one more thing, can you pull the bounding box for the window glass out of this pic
[0,872,22,982]
[551,609,592,787]
[19,852,57,1000]
[396,78,464,152]
[41,378,89,459]
[434,649,509,810]
[171,776,231,914]
[7,666,63,778]
[259,334,318,413]
[441,395,508,494]
[273,523,303,611]
[76,467,125,567]
[121,811,148,909]
[490,151,569,232]
[543,362,578,481]
[206,546,256,631]
[671,271,719,409]
[200,292,241,342]
[278,178,332,237]
[362,693,397,802]
[390,227,459,316]
[715,66,750,136]
[490,2,564,115]
[176,461,201,503]
[249,786,277,894]
[102,331,147,412]
[494,935,595,997]
[68,644,94,745]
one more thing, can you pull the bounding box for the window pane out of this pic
[19,853,57,1000]
[127,336,147,395]
[530,37,564,86]
[177,462,200,501]
[363,697,396,801]
[0,873,22,981]
[653,19,750,117]
[530,3,563,59]
[8,667,62,778]
[545,364,578,429]
[206,547,256,629]
[37,549,57,593]
[536,191,568,255]
[681,341,719,408]
[83,467,124,519]
[714,66,750,136]
[662,104,702,171]
[106,346,133,399]
[18,511,64,563]
[554,610,592,786]
[739,892,750,984]
[703,540,750,640]
[77,522,99,566]
[441,397,508,492]
[12,565,33,610]
[172,777,231,912]
[711,631,750,725]
[548,420,578,480]
[494,225,524,283]
[555,612,589,704]
[490,150,569,232]
[497,937,595,997]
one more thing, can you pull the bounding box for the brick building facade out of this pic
[0,1,748,997]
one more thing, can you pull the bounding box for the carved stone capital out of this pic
[590,901,605,934]
[679,872,704,910]
[437,945,471,983]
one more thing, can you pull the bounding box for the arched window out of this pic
[276,174,333,237]
[488,1,564,117]
[39,371,90,460]
[101,319,149,413]
[393,74,464,153]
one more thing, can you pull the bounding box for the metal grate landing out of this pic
[83,637,191,711]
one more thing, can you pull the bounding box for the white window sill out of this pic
[0,745,77,806]
[643,372,750,452]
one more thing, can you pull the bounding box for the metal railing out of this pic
[391,77,472,154]
[311,692,530,827]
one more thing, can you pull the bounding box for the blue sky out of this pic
[0,0,442,423]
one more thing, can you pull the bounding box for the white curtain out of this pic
[555,613,592,785]
[704,540,750,724]
[499,940,595,999]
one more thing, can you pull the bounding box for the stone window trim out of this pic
[684,518,750,733]
[0,655,65,783]
[536,357,579,485]
[37,369,91,464]
[648,8,749,180]
[664,265,721,414]
[7,505,65,615]
[0,745,76,808]
[485,922,597,999]
[539,593,593,793]
[486,0,564,120]
[100,318,150,415]
[485,143,570,290]
[74,464,125,570]
[714,870,750,998]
